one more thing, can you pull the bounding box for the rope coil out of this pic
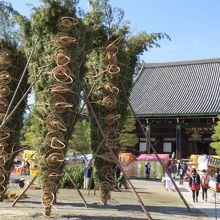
[51,66,74,84]
[57,16,78,32]
[0,85,11,98]
[0,185,6,194]
[51,83,72,94]
[104,114,121,126]
[0,98,9,111]
[99,181,113,205]
[0,126,10,141]
[101,94,117,110]
[50,95,73,113]
[107,53,117,64]
[106,44,118,55]
[107,64,120,75]
[46,115,67,131]
[0,173,5,185]
[51,137,65,149]
[55,32,77,48]
[0,113,6,122]
[43,182,58,193]
[0,49,11,67]
[0,71,12,85]
[41,192,55,208]
[0,143,6,154]
[44,170,62,182]
[45,149,65,169]
[0,151,8,166]
[45,130,65,145]
[53,48,70,66]
[104,127,120,142]
[101,81,119,94]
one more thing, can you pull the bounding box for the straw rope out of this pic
[53,48,70,66]
[100,81,119,94]
[57,16,78,32]
[0,151,8,166]
[50,95,73,113]
[0,185,6,194]
[0,49,11,67]
[0,126,10,141]
[55,32,77,48]
[0,98,9,111]
[45,149,65,170]
[43,182,58,193]
[45,130,65,145]
[107,64,120,75]
[0,173,5,185]
[0,71,12,85]
[44,170,62,182]
[41,192,55,208]
[0,85,11,98]
[51,83,72,94]
[101,94,117,110]
[51,137,65,149]
[104,114,121,126]
[46,114,67,131]
[51,66,74,84]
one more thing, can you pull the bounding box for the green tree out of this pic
[119,112,138,152]
[211,115,220,156]
[17,0,170,208]
[18,0,84,216]
[69,119,91,153]
[0,1,28,200]
[83,0,170,205]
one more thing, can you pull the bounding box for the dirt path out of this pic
[0,178,214,220]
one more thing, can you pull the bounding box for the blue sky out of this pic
[6,0,220,63]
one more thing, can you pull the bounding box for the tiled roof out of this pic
[130,58,220,117]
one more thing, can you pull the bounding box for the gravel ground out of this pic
[0,176,217,220]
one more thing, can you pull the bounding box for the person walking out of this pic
[178,160,184,185]
[145,162,151,179]
[171,161,177,179]
[216,168,220,183]
[115,166,121,190]
[83,163,92,190]
[200,169,210,202]
[189,168,201,202]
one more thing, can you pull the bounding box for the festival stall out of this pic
[207,155,220,192]
[118,153,136,178]
[135,154,169,179]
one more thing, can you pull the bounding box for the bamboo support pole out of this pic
[120,84,191,212]
[77,78,153,220]
[12,176,37,207]
[0,69,44,130]
[65,170,88,208]
[3,35,39,122]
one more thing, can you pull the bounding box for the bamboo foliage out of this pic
[82,0,170,205]
[17,0,170,211]
[18,0,83,216]
[0,39,28,201]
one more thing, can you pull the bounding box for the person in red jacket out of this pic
[189,168,201,202]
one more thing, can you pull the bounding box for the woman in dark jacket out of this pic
[189,168,201,202]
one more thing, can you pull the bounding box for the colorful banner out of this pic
[135,160,163,179]
[22,150,36,161]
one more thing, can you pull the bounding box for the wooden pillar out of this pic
[146,125,150,154]
[176,124,181,159]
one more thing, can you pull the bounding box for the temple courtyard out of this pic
[0,176,219,220]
